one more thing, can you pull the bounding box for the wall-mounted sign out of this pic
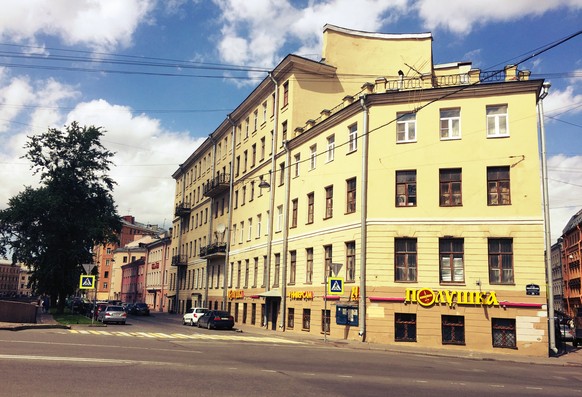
[228,290,244,300]
[526,284,540,296]
[405,288,499,308]
[350,286,360,301]
[328,277,344,295]
[289,291,314,300]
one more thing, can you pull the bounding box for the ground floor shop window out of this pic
[322,309,330,333]
[492,318,516,348]
[287,308,294,329]
[261,304,265,327]
[442,315,465,345]
[395,313,416,342]
[234,303,239,323]
[302,308,311,331]
[251,303,256,325]
[242,303,247,324]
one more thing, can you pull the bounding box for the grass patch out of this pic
[50,309,97,325]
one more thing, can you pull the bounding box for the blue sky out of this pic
[0,0,581,243]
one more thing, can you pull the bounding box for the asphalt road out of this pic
[1,313,581,396]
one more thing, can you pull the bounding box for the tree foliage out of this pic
[0,122,122,313]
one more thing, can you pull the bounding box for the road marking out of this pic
[337,375,352,378]
[489,385,505,388]
[0,354,172,366]
[66,330,304,344]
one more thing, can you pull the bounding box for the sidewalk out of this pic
[3,311,582,367]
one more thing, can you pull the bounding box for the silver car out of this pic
[97,305,127,325]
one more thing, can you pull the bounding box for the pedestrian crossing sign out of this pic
[79,275,95,289]
[328,277,344,295]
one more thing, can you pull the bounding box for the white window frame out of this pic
[247,218,253,241]
[276,205,283,232]
[310,144,317,170]
[440,108,461,140]
[239,221,244,244]
[256,214,262,238]
[294,153,300,177]
[486,105,509,137]
[396,112,416,143]
[348,124,357,152]
[327,135,335,162]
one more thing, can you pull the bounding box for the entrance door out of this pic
[270,299,279,330]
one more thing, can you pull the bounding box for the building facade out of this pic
[551,239,565,315]
[93,215,164,301]
[0,259,20,297]
[562,209,582,317]
[170,25,548,356]
[144,233,171,312]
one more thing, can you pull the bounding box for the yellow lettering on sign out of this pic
[228,290,244,300]
[288,291,314,300]
[486,291,499,306]
[350,286,360,301]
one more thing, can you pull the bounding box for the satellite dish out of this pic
[216,224,226,233]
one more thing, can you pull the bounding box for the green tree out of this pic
[0,122,122,313]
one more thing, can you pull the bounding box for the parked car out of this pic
[92,302,108,320]
[197,310,234,330]
[183,307,208,326]
[560,323,575,343]
[122,303,134,313]
[97,305,127,325]
[131,302,150,316]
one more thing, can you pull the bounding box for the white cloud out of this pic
[415,0,582,34]
[0,0,156,51]
[544,83,582,117]
[212,0,407,72]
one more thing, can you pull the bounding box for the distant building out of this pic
[93,215,164,301]
[143,232,172,312]
[551,239,564,314]
[0,259,20,297]
[17,263,33,297]
[562,209,582,317]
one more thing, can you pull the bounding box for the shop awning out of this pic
[258,289,281,298]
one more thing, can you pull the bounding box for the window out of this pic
[440,108,461,139]
[245,117,249,138]
[235,156,240,176]
[309,144,317,170]
[243,150,248,172]
[324,245,333,280]
[346,241,356,282]
[346,178,356,214]
[439,168,462,206]
[281,121,287,146]
[348,123,357,152]
[239,221,244,244]
[307,193,314,224]
[250,181,255,201]
[244,259,249,288]
[442,315,465,345]
[488,238,514,284]
[439,238,464,283]
[486,105,508,137]
[276,205,283,232]
[256,214,262,238]
[322,309,331,333]
[251,144,256,167]
[273,254,280,287]
[395,238,417,282]
[262,102,267,123]
[279,162,285,186]
[291,199,298,228]
[324,186,333,219]
[236,261,241,288]
[253,110,258,131]
[327,135,335,162]
[247,218,253,241]
[396,112,416,143]
[294,153,300,177]
[262,256,267,288]
[306,248,313,284]
[396,170,416,207]
[492,318,516,348]
[287,308,295,329]
[289,250,296,285]
[487,166,511,205]
[253,257,258,287]
[302,308,311,330]
[228,263,233,287]
[260,137,266,160]
[282,81,289,107]
[241,186,246,206]
[395,313,417,342]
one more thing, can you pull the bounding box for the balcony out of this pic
[174,202,191,218]
[200,242,227,259]
[171,254,188,266]
[203,173,230,198]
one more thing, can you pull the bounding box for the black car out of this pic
[197,310,234,330]
[131,302,150,316]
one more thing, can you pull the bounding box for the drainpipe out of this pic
[539,82,557,354]
[279,140,291,330]
[208,135,217,308]
[358,96,369,341]
[265,72,278,327]
[176,166,186,314]
[223,116,237,310]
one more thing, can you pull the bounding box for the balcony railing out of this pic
[203,173,230,198]
[174,202,191,217]
[171,254,188,266]
[200,242,227,259]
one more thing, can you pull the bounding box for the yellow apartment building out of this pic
[170,25,548,356]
